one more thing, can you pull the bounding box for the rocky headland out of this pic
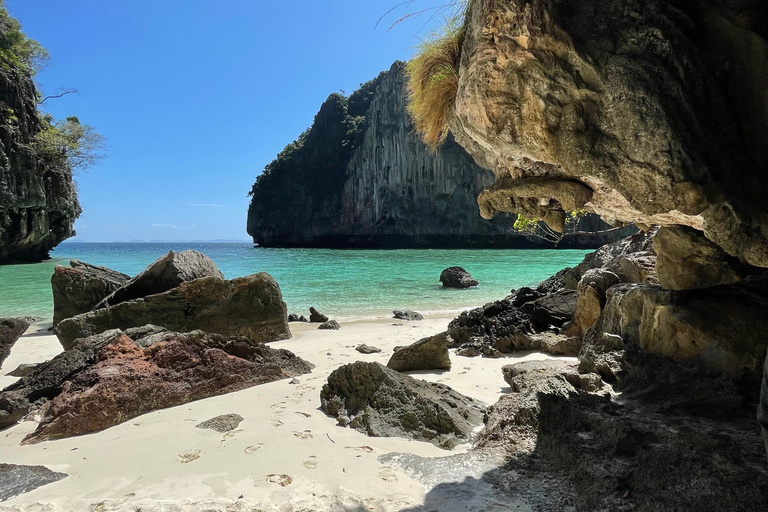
[247,61,634,249]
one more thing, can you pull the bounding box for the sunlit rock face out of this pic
[450,0,768,267]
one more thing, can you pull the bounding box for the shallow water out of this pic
[0,243,589,321]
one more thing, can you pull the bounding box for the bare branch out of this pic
[38,88,78,105]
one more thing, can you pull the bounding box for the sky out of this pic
[7,0,450,242]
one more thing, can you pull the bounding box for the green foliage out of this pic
[0,2,49,75]
[513,209,590,245]
[34,116,106,173]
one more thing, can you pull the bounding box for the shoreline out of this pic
[0,315,573,511]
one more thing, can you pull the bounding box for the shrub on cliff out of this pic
[405,14,466,150]
[0,1,48,75]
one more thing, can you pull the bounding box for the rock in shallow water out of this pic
[320,361,484,449]
[439,266,479,288]
[55,272,291,349]
[309,307,328,323]
[392,309,423,321]
[0,463,67,502]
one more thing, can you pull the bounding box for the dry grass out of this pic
[405,15,466,150]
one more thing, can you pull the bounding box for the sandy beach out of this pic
[0,315,572,511]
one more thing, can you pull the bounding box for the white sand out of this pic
[0,317,572,511]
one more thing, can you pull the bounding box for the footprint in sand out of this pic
[271,419,284,427]
[295,412,311,418]
[379,466,398,482]
[270,403,287,416]
[303,456,319,469]
[244,443,263,454]
[178,449,201,463]
[345,445,374,453]
[266,474,292,487]
[292,430,313,440]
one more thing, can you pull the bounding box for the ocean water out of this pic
[0,243,590,321]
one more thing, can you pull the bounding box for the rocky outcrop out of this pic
[309,307,328,323]
[449,0,768,269]
[393,309,423,321]
[320,361,484,449]
[51,260,130,325]
[55,273,290,349]
[439,266,479,288]
[21,330,312,443]
[94,250,224,309]
[387,333,451,372]
[248,62,631,249]
[0,317,29,366]
[0,10,81,264]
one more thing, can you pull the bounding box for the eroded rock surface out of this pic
[195,414,244,433]
[51,260,130,325]
[21,331,312,443]
[94,250,224,309]
[393,309,423,321]
[0,463,67,502]
[0,317,29,366]
[320,361,484,449]
[439,266,479,288]
[450,0,768,268]
[387,333,451,372]
[55,273,290,349]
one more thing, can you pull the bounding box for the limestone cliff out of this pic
[447,0,768,267]
[0,9,80,263]
[248,62,632,248]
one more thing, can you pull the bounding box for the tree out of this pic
[33,115,106,173]
[512,210,628,246]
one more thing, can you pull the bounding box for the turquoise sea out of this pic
[0,243,589,321]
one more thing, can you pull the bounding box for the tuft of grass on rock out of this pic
[405,14,466,151]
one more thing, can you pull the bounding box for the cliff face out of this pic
[248,62,632,248]
[0,17,80,264]
[448,0,768,267]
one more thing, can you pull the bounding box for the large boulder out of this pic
[0,329,126,429]
[309,307,328,323]
[439,266,479,288]
[0,317,30,366]
[595,277,768,382]
[22,330,312,443]
[523,289,577,328]
[387,333,451,372]
[320,362,484,449]
[55,273,290,350]
[565,269,621,336]
[51,261,130,325]
[654,225,748,290]
[393,309,423,321]
[94,250,224,309]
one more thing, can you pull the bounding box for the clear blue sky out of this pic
[7,0,444,242]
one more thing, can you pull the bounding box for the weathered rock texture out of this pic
[22,330,311,443]
[248,62,632,249]
[387,333,451,372]
[439,266,479,288]
[55,273,290,349]
[0,317,29,366]
[450,0,768,268]
[320,361,484,449]
[0,11,80,264]
[94,250,224,309]
[0,463,67,502]
[51,260,130,325]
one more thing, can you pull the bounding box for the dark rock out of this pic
[22,331,312,443]
[456,346,480,358]
[55,273,291,350]
[309,307,328,323]
[95,250,224,309]
[195,414,244,433]
[392,309,423,321]
[0,317,30,366]
[298,315,308,322]
[318,320,340,330]
[0,463,67,502]
[51,261,130,325]
[387,332,451,371]
[0,329,125,430]
[761,354,768,459]
[440,266,479,288]
[320,361,484,449]
[523,289,577,328]
[356,344,381,354]
[287,314,303,322]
